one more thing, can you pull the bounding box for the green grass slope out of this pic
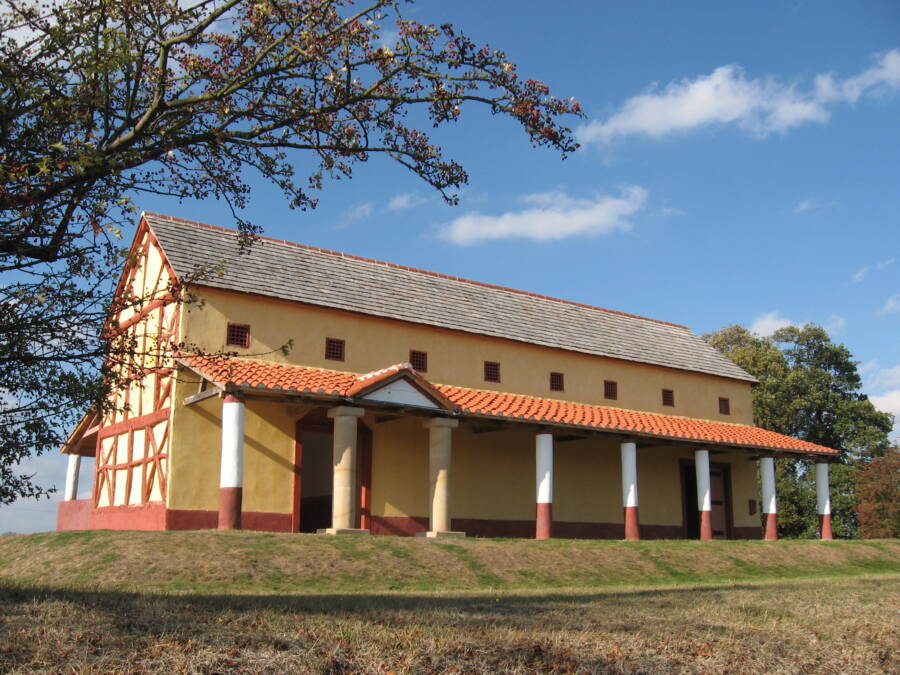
[1,530,897,594]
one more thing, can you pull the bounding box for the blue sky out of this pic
[3,0,899,533]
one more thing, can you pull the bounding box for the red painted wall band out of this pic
[699,510,713,541]
[368,515,763,540]
[218,487,243,530]
[764,512,778,540]
[624,505,640,541]
[819,513,833,540]
[535,502,553,540]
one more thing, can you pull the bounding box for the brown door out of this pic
[681,460,734,539]
[709,467,728,539]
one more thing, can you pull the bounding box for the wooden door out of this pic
[710,467,728,539]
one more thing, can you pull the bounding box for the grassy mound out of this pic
[0,530,897,594]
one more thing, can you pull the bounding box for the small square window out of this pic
[550,372,564,391]
[226,323,251,348]
[719,397,731,415]
[484,361,501,383]
[662,389,675,407]
[603,380,618,400]
[325,337,345,361]
[410,350,428,372]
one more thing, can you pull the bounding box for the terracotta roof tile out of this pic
[177,356,836,456]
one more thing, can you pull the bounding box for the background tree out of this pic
[0,0,581,503]
[856,447,900,538]
[704,324,894,538]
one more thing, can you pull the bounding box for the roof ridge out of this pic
[141,211,689,330]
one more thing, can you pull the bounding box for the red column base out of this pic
[218,487,243,530]
[624,505,640,541]
[535,502,552,540]
[764,512,778,540]
[699,510,712,540]
[819,513,833,540]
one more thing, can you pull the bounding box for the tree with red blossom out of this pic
[857,447,900,538]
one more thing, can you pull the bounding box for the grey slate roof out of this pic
[144,213,756,383]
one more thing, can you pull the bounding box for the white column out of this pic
[325,406,368,534]
[419,418,464,538]
[816,462,833,540]
[218,393,245,529]
[694,449,712,540]
[760,456,778,540]
[64,454,81,501]
[535,431,553,539]
[620,442,639,540]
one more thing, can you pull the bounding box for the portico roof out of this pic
[177,355,838,457]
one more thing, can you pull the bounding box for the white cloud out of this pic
[870,365,900,392]
[387,193,427,212]
[880,294,900,315]
[439,186,648,245]
[793,200,814,214]
[825,314,847,334]
[750,311,794,336]
[340,201,374,225]
[870,389,900,436]
[659,206,686,217]
[577,49,900,145]
[853,258,895,282]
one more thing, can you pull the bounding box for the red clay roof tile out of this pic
[177,356,837,456]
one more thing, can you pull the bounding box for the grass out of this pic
[0,532,897,672]
[1,530,898,594]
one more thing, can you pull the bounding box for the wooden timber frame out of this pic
[93,219,179,510]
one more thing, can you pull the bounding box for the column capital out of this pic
[223,392,245,404]
[535,427,554,436]
[327,405,365,419]
[423,417,459,429]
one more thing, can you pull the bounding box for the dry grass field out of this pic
[0,532,897,673]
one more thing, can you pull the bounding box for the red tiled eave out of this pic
[176,356,838,456]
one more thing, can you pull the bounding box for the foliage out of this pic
[704,324,894,538]
[857,447,900,538]
[0,0,580,502]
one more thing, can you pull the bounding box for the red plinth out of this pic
[764,512,778,540]
[699,510,713,540]
[535,502,552,540]
[624,506,640,541]
[819,513,833,540]
[218,487,243,530]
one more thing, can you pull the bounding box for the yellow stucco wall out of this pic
[167,371,304,514]
[179,287,754,424]
[163,281,763,532]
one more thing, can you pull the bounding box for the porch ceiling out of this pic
[176,355,838,458]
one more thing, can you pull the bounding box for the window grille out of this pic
[226,323,251,348]
[550,372,564,391]
[325,337,345,361]
[603,380,618,400]
[410,350,428,372]
[484,361,501,383]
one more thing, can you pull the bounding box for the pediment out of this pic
[360,377,441,409]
